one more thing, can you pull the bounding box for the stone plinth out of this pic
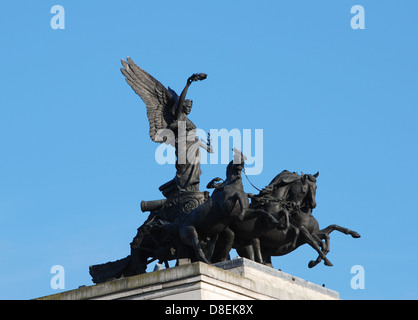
[37,258,339,300]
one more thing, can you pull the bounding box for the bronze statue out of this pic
[178,149,280,264]
[121,57,210,198]
[89,59,361,284]
[233,171,361,268]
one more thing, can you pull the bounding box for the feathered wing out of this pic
[120,57,177,143]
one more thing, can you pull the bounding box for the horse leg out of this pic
[212,230,232,263]
[319,224,361,239]
[205,234,219,262]
[236,244,255,261]
[289,224,300,250]
[300,226,333,267]
[312,233,327,253]
[181,225,210,264]
[252,238,263,263]
[217,227,235,261]
[308,225,360,268]
[308,233,328,268]
[308,255,323,268]
[262,249,273,268]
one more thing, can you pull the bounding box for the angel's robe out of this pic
[159,116,202,197]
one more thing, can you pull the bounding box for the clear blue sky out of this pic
[0,1,417,300]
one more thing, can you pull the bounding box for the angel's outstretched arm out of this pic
[175,78,192,119]
[175,73,207,119]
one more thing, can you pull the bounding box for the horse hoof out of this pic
[324,260,333,267]
[308,260,316,268]
[351,232,361,238]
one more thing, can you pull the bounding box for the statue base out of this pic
[37,258,339,300]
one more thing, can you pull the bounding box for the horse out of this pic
[238,171,361,268]
[215,197,287,263]
[178,149,255,264]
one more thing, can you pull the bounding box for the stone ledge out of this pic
[36,258,339,300]
[213,258,339,299]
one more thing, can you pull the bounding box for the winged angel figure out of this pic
[120,57,210,197]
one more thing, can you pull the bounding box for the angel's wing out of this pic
[120,57,177,143]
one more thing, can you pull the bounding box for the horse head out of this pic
[301,171,319,209]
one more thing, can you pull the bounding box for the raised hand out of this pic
[187,73,207,84]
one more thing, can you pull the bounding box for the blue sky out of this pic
[0,1,417,300]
